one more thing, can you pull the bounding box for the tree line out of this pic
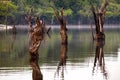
[0,0,120,25]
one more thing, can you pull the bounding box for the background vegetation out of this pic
[0,0,120,25]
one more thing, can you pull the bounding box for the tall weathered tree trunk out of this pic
[29,17,45,80]
[29,17,44,54]
[55,8,68,44]
[26,11,45,80]
[54,8,68,79]
[92,0,108,40]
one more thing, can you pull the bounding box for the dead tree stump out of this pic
[26,9,44,80]
[29,17,44,54]
[92,0,108,40]
[55,8,68,44]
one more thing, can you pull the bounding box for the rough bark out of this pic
[99,0,109,13]
[92,0,108,40]
[55,8,68,44]
[29,17,44,54]
[28,16,44,80]
[54,8,68,77]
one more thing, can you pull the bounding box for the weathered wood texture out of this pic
[55,8,68,44]
[92,0,108,40]
[29,17,45,54]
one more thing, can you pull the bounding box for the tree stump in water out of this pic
[55,7,68,44]
[26,9,44,80]
[29,17,44,54]
[54,8,68,79]
[92,0,108,40]
[27,13,45,80]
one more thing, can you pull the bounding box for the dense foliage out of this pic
[0,0,120,24]
[0,1,17,24]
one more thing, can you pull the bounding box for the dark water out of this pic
[0,25,120,80]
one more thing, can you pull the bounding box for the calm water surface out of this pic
[0,25,120,80]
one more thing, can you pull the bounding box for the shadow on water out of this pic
[92,39,108,80]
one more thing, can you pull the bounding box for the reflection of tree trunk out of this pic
[93,40,108,80]
[58,44,68,69]
[30,53,43,80]
[55,43,68,80]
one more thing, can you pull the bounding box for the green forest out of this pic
[0,0,120,25]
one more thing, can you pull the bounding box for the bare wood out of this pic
[99,0,108,13]
[54,7,68,44]
[29,17,44,54]
[91,0,108,40]
[99,0,108,33]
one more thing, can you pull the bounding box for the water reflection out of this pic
[54,41,68,80]
[0,26,120,80]
[92,39,108,80]
[30,53,43,80]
